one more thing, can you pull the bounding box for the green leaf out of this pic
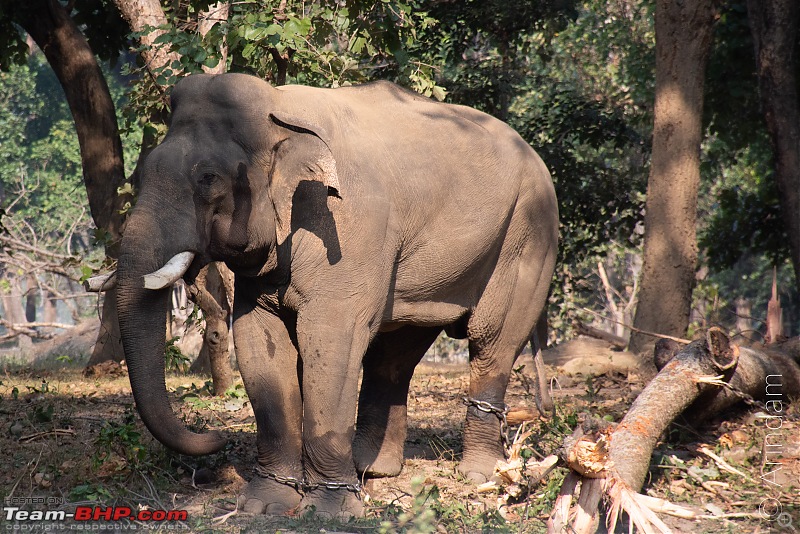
[350,35,367,54]
[264,23,283,36]
[241,43,256,59]
[192,49,208,64]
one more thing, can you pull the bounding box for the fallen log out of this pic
[572,319,628,350]
[654,335,800,426]
[548,329,800,533]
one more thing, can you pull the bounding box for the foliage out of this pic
[700,138,787,270]
[228,1,441,90]
[93,410,148,471]
[69,483,114,503]
[0,55,140,341]
[1,0,798,343]
[422,0,578,118]
[378,477,509,533]
[124,0,446,139]
[165,336,190,372]
[0,0,130,71]
[0,12,27,70]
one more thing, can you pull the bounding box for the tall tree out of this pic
[629,0,720,353]
[7,0,132,363]
[747,0,800,295]
[8,0,130,248]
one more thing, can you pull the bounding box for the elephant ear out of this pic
[268,112,343,246]
[269,112,341,197]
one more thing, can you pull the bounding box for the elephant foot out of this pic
[357,455,403,478]
[238,475,302,515]
[299,487,365,519]
[354,442,404,478]
[457,455,501,484]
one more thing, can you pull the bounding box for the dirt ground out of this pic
[0,346,798,533]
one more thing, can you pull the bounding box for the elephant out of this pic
[113,72,559,518]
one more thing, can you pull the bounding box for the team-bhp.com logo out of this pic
[4,505,187,522]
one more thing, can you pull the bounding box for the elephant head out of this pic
[115,74,340,455]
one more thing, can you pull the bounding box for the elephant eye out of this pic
[198,172,219,188]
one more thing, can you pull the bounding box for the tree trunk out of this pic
[111,0,180,89]
[42,290,58,326]
[628,0,720,354]
[86,290,125,365]
[188,263,234,395]
[734,297,755,341]
[12,0,130,365]
[1,278,33,352]
[12,0,129,250]
[550,331,800,533]
[24,274,37,323]
[747,0,800,295]
[199,2,229,75]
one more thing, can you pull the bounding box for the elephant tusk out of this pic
[143,252,196,290]
[84,272,117,292]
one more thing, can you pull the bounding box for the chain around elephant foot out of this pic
[239,470,302,515]
[299,486,365,520]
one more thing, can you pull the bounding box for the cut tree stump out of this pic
[547,328,800,533]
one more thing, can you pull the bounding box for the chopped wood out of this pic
[654,334,800,426]
[505,407,538,426]
[548,328,800,533]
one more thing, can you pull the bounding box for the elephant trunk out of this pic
[117,201,226,456]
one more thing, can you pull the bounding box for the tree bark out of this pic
[112,0,180,86]
[629,0,720,354]
[86,290,125,365]
[199,2,229,75]
[747,0,800,295]
[188,263,234,395]
[24,274,37,323]
[12,0,130,364]
[1,278,33,352]
[11,0,129,251]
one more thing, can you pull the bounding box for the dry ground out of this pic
[0,349,798,533]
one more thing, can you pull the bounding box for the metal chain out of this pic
[254,465,362,496]
[254,466,306,491]
[699,377,800,422]
[717,381,769,411]
[305,480,363,495]
[463,396,511,450]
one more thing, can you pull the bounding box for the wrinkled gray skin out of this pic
[116,73,558,518]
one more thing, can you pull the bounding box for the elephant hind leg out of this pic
[459,234,556,483]
[353,326,441,478]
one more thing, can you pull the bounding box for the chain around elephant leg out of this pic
[239,470,302,515]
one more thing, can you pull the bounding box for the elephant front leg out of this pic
[234,302,303,514]
[296,311,371,519]
[353,326,441,478]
